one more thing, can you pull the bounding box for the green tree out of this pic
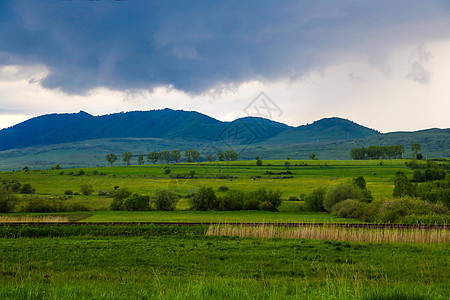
[305,187,327,212]
[206,154,213,162]
[256,158,263,166]
[123,193,150,211]
[171,150,181,163]
[393,171,416,197]
[189,187,216,211]
[19,183,35,194]
[284,161,291,170]
[159,150,170,163]
[224,149,238,161]
[122,152,133,166]
[309,153,318,160]
[217,153,224,161]
[0,186,18,212]
[80,184,94,196]
[147,152,158,164]
[184,150,200,162]
[153,188,178,211]
[323,182,360,211]
[411,143,421,159]
[106,153,118,166]
[137,154,145,165]
[109,188,132,211]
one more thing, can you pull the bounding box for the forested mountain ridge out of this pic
[0,109,378,151]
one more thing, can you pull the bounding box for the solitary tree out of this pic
[309,153,318,160]
[106,153,118,166]
[284,161,291,170]
[171,150,181,163]
[411,143,421,159]
[122,152,133,166]
[137,154,145,165]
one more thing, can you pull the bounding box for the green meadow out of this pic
[0,227,448,299]
[0,159,415,222]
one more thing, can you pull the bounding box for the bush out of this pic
[0,186,18,212]
[305,187,327,212]
[218,186,229,192]
[77,169,85,176]
[331,199,366,218]
[109,188,132,211]
[80,184,94,196]
[21,197,66,213]
[92,170,99,175]
[256,159,262,166]
[123,193,150,211]
[164,167,171,175]
[252,188,282,210]
[66,202,90,211]
[216,190,245,211]
[258,200,274,211]
[189,187,216,211]
[98,190,108,196]
[153,188,178,211]
[64,190,73,195]
[287,195,299,201]
[323,182,360,211]
[19,183,35,194]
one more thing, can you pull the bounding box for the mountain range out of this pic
[0,109,448,170]
[0,109,379,151]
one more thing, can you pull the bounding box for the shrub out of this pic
[305,187,327,212]
[323,182,360,211]
[80,184,94,196]
[92,170,99,175]
[21,197,66,213]
[252,188,282,210]
[189,187,216,211]
[0,186,18,212]
[258,200,274,211]
[153,188,178,211]
[64,190,73,195]
[19,183,35,194]
[218,186,229,192]
[164,167,171,174]
[77,169,85,176]
[393,171,416,197]
[123,193,150,211]
[2,181,21,192]
[66,202,90,212]
[331,199,366,219]
[216,190,245,211]
[109,188,132,211]
[287,195,299,201]
[98,190,108,196]
[256,159,262,166]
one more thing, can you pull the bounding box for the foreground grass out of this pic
[0,227,448,299]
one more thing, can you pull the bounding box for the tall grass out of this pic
[206,224,449,243]
[0,215,69,223]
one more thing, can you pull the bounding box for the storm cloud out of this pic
[1,1,450,95]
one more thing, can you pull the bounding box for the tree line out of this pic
[106,149,239,166]
[350,145,404,160]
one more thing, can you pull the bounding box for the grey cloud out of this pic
[0,1,449,94]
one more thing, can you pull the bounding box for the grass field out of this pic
[1,159,412,200]
[0,227,448,299]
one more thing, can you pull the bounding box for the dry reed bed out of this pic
[0,215,69,223]
[206,224,449,243]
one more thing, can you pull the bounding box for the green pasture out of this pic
[0,231,448,299]
[1,159,411,200]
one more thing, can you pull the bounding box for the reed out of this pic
[206,224,449,243]
[0,215,69,223]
